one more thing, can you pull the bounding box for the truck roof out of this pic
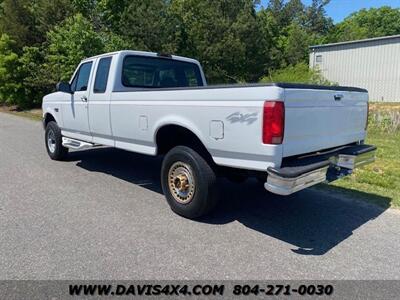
[81,50,201,65]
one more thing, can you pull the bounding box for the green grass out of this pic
[319,129,400,208]
[320,102,400,209]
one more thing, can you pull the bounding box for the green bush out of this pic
[45,13,105,83]
[260,62,333,85]
[18,46,51,108]
[0,34,25,107]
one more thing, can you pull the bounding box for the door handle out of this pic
[80,96,88,102]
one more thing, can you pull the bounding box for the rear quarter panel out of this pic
[110,86,284,171]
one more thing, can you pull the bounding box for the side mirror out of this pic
[56,82,72,94]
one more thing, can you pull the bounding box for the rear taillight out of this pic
[263,101,285,144]
[365,102,369,130]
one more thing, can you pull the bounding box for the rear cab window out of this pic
[122,56,203,88]
[94,57,112,93]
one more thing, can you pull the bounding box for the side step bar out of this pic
[62,137,94,150]
[264,144,376,196]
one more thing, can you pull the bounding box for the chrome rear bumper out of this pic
[335,149,376,170]
[264,144,376,196]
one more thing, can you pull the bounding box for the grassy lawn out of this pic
[319,102,400,209]
[319,130,400,208]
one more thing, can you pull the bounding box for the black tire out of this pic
[161,146,218,219]
[45,121,68,160]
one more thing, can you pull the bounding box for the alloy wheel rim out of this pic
[168,161,195,204]
[47,130,56,153]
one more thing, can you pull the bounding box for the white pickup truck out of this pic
[42,50,376,218]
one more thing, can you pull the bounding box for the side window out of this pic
[94,57,112,93]
[71,73,78,91]
[72,62,93,92]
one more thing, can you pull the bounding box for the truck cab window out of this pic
[184,69,200,86]
[72,62,93,92]
[94,57,112,93]
[122,56,203,88]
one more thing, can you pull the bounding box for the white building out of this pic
[309,35,400,102]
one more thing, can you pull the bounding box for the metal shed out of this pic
[309,35,400,102]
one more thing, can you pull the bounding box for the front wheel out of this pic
[161,146,218,219]
[45,121,68,160]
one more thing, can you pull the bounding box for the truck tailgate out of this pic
[283,87,368,157]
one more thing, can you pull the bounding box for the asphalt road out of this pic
[1,112,400,280]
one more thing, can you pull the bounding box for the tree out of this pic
[0,0,391,109]
[284,23,310,65]
[258,0,332,71]
[258,9,285,70]
[19,46,50,107]
[72,0,97,17]
[329,6,400,42]
[118,0,172,52]
[34,0,75,38]
[97,0,131,32]
[282,0,305,27]
[44,13,104,83]
[0,0,74,50]
[0,34,24,106]
[169,0,264,83]
[304,0,333,35]
[101,31,132,53]
[0,0,38,49]
[267,0,286,26]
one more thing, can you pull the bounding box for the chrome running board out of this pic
[62,137,94,150]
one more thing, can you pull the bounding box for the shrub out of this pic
[260,62,333,85]
[0,34,25,107]
[19,46,51,108]
[45,13,105,83]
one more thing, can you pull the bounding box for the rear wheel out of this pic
[161,146,218,219]
[45,121,68,160]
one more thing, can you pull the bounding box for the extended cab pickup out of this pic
[42,50,376,218]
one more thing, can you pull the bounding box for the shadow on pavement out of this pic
[69,147,391,256]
